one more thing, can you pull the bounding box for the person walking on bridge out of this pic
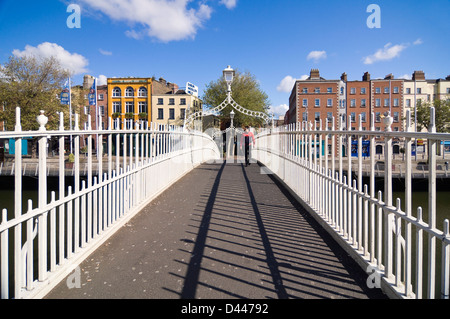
[240,126,255,167]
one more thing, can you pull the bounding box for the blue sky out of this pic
[1,0,449,117]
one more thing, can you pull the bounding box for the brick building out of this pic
[370,74,404,133]
[289,69,345,130]
[346,72,371,131]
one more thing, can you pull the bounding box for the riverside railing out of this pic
[0,108,221,299]
[253,108,450,299]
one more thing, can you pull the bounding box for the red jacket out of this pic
[240,131,255,147]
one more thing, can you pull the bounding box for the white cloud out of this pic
[220,0,238,9]
[78,0,213,42]
[269,104,289,118]
[277,75,308,92]
[12,42,89,75]
[97,75,107,85]
[307,50,327,62]
[99,49,112,56]
[413,38,423,45]
[399,74,412,80]
[363,42,408,65]
[277,76,296,93]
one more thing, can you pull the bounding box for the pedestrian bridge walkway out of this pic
[45,162,385,299]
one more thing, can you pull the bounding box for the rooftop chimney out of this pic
[310,69,320,80]
[341,72,347,82]
[412,71,425,81]
[384,73,394,80]
[363,72,371,81]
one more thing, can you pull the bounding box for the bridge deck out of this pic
[45,162,386,299]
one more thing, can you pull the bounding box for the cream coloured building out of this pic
[403,71,450,131]
[151,90,202,127]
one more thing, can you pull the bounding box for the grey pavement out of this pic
[45,161,386,299]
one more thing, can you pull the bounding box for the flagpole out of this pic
[69,77,73,154]
[94,77,99,160]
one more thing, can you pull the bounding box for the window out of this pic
[157,98,163,105]
[361,87,366,94]
[302,88,308,94]
[315,99,320,107]
[375,87,381,94]
[125,87,134,97]
[138,87,147,97]
[350,88,356,95]
[384,87,389,94]
[327,99,333,107]
[327,112,333,122]
[180,108,186,119]
[393,98,399,107]
[99,106,105,116]
[350,99,356,107]
[340,87,344,95]
[406,99,411,107]
[361,112,367,122]
[447,88,450,94]
[125,101,134,113]
[361,99,366,107]
[180,98,186,105]
[84,106,89,115]
[113,101,121,113]
[138,101,147,113]
[98,94,104,100]
[302,112,308,122]
[350,112,356,123]
[406,88,411,94]
[169,108,175,120]
[375,112,381,123]
[375,99,381,107]
[384,98,390,107]
[302,99,308,107]
[417,88,422,94]
[327,87,332,93]
[169,98,175,105]
[158,108,164,119]
[393,87,399,94]
[112,87,121,97]
[315,88,320,93]
[393,112,399,122]
[315,112,320,121]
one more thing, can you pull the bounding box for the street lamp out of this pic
[223,65,235,100]
[230,110,235,128]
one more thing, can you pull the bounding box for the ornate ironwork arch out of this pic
[184,95,270,129]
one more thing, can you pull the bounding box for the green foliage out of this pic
[202,69,270,128]
[412,99,450,133]
[0,55,71,131]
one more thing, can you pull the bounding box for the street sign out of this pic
[186,82,198,97]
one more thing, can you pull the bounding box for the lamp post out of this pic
[223,65,235,103]
[230,110,235,129]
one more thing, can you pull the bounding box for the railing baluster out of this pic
[441,220,449,299]
[1,209,8,299]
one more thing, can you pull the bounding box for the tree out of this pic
[0,55,70,131]
[412,99,450,133]
[202,69,270,128]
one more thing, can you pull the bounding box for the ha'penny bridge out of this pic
[0,67,449,300]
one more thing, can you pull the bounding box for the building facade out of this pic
[290,69,344,130]
[152,91,202,127]
[107,77,152,129]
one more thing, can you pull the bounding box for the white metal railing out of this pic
[0,107,220,299]
[253,108,450,299]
